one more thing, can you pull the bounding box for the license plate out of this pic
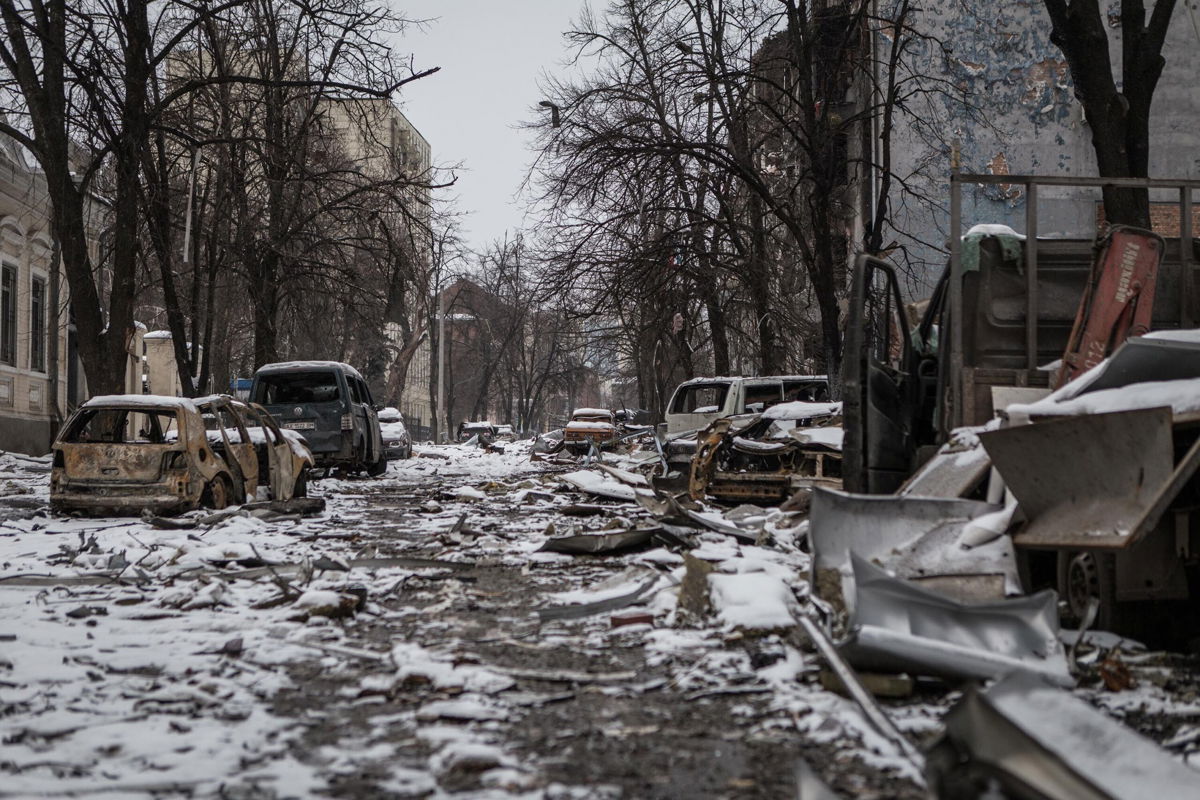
[283,421,315,430]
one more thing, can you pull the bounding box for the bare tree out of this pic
[1043,0,1177,225]
[0,0,437,395]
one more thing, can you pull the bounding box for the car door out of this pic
[199,399,257,501]
[245,402,298,499]
[358,376,383,461]
[842,255,916,494]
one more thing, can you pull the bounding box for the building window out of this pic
[30,275,46,372]
[0,264,15,366]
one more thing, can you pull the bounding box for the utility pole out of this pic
[437,282,446,442]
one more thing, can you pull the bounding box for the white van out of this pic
[663,375,829,436]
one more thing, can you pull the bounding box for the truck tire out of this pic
[366,453,387,477]
[1057,550,1120,632]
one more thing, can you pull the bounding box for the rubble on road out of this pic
[3,421,1198,799]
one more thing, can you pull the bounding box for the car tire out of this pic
[203,475,232,510]
[366,453,387,477]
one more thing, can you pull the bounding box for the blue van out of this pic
[249,361,385,475]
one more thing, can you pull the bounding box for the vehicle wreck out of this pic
[50,394,313,516]
[562,407,618,453]
[688,400,842,504]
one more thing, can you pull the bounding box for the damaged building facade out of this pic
[883,0,1200,284]
[0,135,101,455]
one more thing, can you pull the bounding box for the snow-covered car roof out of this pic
[84,394,199,412]
[571,408,613,419]
[255,360,365,380]
[377,406,403,422]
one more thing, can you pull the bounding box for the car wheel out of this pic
[366,453,387,477]
[292,469,308,499]
[204,475,232,510]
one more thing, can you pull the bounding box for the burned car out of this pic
[50,394,314,516]
[563,408,618,453]
[689,400,843,504]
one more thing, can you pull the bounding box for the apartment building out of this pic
[0,137,85,454]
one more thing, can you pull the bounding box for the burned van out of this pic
[250,361,385,475]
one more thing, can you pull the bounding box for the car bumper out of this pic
[51,483,198,515]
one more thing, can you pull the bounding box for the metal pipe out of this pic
[1025,180,1039,375]
[1181,186,1194,328]
[949,144,963,432]
[437,284,446,443]
[956,173,1200,189]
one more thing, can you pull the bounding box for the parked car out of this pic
[249,361,385,475]
[494,423,517,441]
[50,394,314,516]
[377,406,412,460]
[563,408,618,453]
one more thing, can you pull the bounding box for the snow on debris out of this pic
[708,572,799,630]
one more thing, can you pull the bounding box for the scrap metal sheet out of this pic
[808,488,1017,597]
[840,555,1072,686]
[980,407,1188,549]
[934,671,1200,800]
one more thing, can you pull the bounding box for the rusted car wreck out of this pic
[689,400,843,504]
[51,394,314,516]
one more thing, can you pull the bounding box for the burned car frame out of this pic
[688,402,843,504]
[51,394,314,516]
[562,408,618,454]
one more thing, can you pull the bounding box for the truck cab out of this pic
[664,375,828,437]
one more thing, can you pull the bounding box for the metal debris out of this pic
[839,555,1073,687]
[927,671,1200,800]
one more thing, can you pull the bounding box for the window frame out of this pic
[30,272,46,373]
[0,263,16,366]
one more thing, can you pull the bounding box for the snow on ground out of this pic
[3,439,1197,797]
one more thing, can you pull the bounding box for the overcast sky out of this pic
[394,0,592,253]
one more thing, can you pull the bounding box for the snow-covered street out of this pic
[2,443,1198,799]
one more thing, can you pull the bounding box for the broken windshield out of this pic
[671,383,730,414]
[62,408,180,444]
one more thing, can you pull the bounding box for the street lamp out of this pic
[538,100,561,128]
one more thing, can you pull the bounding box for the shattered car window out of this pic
[672,384,729,414]
[63,408,179,444]
[784,380,830,402]
[744,384,783,411]
[251,372,341,404]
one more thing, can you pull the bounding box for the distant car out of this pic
[250,361,385,475]
[50,394,314,516]
[457,421,497,442]
[377,407,412,460]
[563,408,618,453]
[494,423,517,441]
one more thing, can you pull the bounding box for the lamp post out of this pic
[538,100,561,128]
[437,282,446,442]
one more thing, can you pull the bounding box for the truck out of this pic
[838,172,1200,639]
